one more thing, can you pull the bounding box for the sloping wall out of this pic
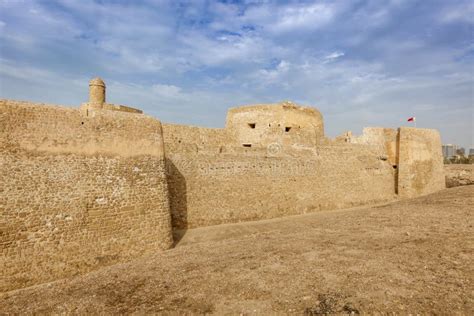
[397,127,445,198]
[0,100,173,292]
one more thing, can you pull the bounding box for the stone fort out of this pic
[0,78,445,292]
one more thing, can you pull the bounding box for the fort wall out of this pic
[350,127,398,166]
[162,123,227,154]
[397,128,445,198]
[0,100,173,292]
[163,128,396,230]
[161,118,455,230]
[0,81,448,292]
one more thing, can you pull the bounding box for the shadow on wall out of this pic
[395,130,400,194]
[165,158,188,246]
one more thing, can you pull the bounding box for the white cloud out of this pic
[151,84,183,98]
[440,2,474,24]
[324,51,345,62]
[254,60,291,86]
[241,2,340,33]
[273,3,336,31]
[177,31,266,67]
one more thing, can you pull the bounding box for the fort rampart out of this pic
[0,99,172,292]
[164,137,397,230]
[0,79,445,292]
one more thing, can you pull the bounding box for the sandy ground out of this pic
[1,186,473,314]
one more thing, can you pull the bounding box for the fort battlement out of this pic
[0,79,445,292]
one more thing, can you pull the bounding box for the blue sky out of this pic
[0,0,473,149]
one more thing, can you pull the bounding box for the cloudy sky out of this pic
[0,0,473,149]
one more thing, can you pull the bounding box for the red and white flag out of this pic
[407,117,416,122]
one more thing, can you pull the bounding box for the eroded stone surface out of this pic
[445,164,474,187]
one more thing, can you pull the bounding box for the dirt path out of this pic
[1,186,473,314]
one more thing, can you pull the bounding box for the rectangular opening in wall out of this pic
[285,127,291,132]
[243,144,252,147]
[248,123,256,129]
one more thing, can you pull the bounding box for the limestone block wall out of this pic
[444,164,474,187]
[397,127,445,198]
[0,100,173,292]
[165,142,396,230]
[162,123,228,154]
[350,127,398,166]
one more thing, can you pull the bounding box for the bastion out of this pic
[0,78,445,292]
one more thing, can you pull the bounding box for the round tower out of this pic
[225,102,325,148]
[89,77,106,104]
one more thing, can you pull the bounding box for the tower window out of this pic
[285,127,291,132]
[248,123,256,129]
[243,144,252,147]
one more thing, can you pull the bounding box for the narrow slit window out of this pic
[243,144,252,147]
[285,127,291,132]
[248,123,256,129]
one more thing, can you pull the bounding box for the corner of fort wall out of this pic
[0,99,173,292]
[397,127,445,198]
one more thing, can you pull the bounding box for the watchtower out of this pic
[89,77,106,105]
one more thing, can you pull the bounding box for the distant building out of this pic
[456,147,466,156]
[442,144,458,158]
[469,148,474,157]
